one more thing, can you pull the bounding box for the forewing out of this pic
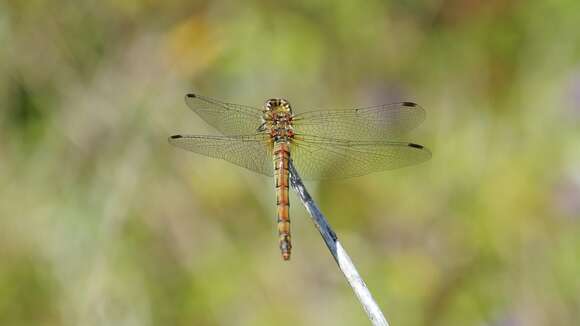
[184,93,264,136]
[169,134,273,176]
[292,102,425,141]
[290,135,431,180]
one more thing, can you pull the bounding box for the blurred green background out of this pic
[1,1,579,325]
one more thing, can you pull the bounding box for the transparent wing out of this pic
[292,102,425,140]
[184,93,264,136]
[290,135,431,180]
[169,134,273,176]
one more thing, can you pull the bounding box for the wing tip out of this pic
[409,142,432,156]
[402,101,417,107]
[186,93,197,98]
[169,135,183,139]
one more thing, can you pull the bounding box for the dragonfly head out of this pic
[264,98,292,114]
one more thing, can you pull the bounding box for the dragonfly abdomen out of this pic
[273,141,291,260]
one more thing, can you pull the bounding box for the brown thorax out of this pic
[258,98,295,140]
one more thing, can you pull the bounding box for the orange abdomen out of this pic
[273,141,291,260]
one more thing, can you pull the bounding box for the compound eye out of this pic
[265,99,277,110]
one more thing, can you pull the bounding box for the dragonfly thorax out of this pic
[261,98,294,140]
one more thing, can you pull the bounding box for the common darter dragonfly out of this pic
[169,93,431,260]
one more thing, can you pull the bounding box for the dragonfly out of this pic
[169,93,431,260]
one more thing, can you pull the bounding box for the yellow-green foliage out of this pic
[1,1,579,325]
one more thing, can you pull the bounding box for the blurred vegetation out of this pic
[1,1,580,325]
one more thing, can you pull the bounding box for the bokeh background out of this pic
[1,1,579,325]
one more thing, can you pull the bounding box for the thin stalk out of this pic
[288,161,389,326]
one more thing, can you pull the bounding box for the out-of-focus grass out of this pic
[1,1,579,325]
